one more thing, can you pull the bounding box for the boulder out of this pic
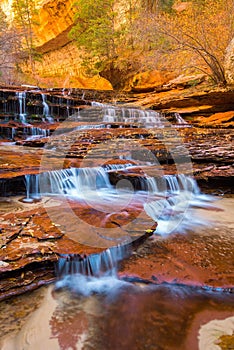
[127,70,175,93]
[164,73,206,89]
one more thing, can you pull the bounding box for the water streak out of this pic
[55,244,131,296]
[174,112,190,127]
[23,174,34,203]
[23,165,215,236]
[89,103,170,128]
[16,91,27,123]
[41,94,54,122]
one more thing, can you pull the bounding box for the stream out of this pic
[0,196,233,350]
[0,90,233,350]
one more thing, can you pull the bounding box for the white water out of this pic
[23,165,215,236]
[16,91,27,123]
[89,102,170,128]
[23,175,34,203]
[25,127,50,140]
[0,99,230,313]
[41,94,54,122]
[23,174,40,202]
[55,243,132,296]
[174,112,190,126]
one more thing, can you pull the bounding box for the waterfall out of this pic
[42,93,49,116]
[23,175,34,203]
[11,127,16,140]
[41,94,54,122]
[103,163,136,171]
[174,112,190,126]
[66,98,70,117]
[25,127,50,140]
[23,174,40,202]
[89,103,169,128]
[31,174,40,199]
[16,91,27,123]
[55,244,132,295]
[143,174,213,235]
[39,167,112,197]
[57,244,130,279]
[164,174,197,193]
[25,167,212,224]
[27,167,205,203]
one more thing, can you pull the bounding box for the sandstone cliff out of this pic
[1,0,113,89]
[2,0,234,90]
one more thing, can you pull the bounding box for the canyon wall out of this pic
[32,0,112,89]
[1,0,112,89]
[34,0,75,46]
[2,0,234,89]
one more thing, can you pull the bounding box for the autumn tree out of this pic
[142,0,175,12]
[0,8,22,83]
[12,0,39,78]
[135,0,234,85]
[70,0,234,87]
[69,0,141,88]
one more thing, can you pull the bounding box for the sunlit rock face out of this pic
[34,0,75,47]
[32,0,113,89]
[125,70,175,92]
[1,0,74,46]
[22,42,113,89]
[1,0,113,89]
[31,0,113,89]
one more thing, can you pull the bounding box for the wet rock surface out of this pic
[120,229,234,290]
[0,86,233,301]
[0,196,155,300]
[0,126,232,187]
[120,196,234,291]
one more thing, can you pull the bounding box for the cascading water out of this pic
[39,167,112,196]
[11,127,16,140]
[174,112,190,126]
[89,102,169,127]
[55,244,132,296]
[16,91,27,123]
[1,93,233,350]
[25,127,50,140]
[22,104,215,234]
[41,93,54,123]
[23,174,40,202]
[24,165,213,233]
[50,166,215,295]
[23,175,34,203]
[20,104,216,295]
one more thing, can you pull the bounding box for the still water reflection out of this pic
[1,281,233,350]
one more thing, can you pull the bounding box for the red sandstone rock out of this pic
[120,232,234,290]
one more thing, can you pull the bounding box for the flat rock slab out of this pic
[0,197,155,300]
[120,198,234,290]
[0,128,233,181]
[0,146,82,179]
[120,232,234,290]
